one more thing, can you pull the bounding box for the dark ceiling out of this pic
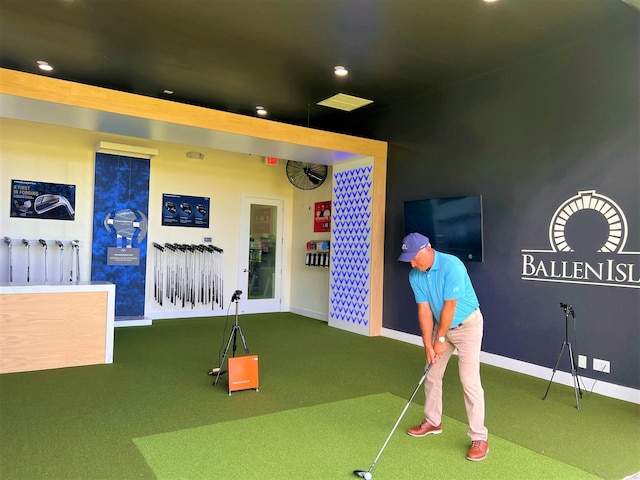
[0,0,635,137]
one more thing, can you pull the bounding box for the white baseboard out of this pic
[382,327,640,405]
[146,309,227,320]
[289,306,328,322]
[114,317,152,327]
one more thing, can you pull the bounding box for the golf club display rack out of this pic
[305,239,330,267]
[1,237,115,374]
[152,242,224,310]
[2,237,81,285]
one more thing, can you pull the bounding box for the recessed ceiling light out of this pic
[334,65,348,76]
[256,106,267,116]
[37,60,53,72]
[483,0,499,3]
[163,89,174,95]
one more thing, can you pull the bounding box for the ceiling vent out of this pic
[317,93,373,112]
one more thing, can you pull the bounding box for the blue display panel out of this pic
[91,153,150,318]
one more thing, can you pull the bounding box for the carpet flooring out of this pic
[1,313,638,479]
[134,393,598,480]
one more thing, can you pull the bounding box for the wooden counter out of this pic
[0,282,115,374]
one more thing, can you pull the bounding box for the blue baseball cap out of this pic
[398,232,430,262]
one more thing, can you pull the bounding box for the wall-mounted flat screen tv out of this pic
[404,195,484,262]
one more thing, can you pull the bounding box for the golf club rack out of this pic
[152,242,224,310]
[1,237,81,284]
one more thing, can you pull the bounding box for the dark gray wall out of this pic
[372,21,639,389]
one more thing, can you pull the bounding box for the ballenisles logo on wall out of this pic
[521,190,639,289]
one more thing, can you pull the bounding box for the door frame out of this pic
[237,194,285,314]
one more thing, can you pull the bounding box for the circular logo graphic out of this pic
[549,190,627,253]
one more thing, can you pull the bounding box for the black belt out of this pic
[450,309,479,330]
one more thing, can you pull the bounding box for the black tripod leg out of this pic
[213,326,236,387]
[237,326,250,355]
[567,343,581,409]
[543,342,566,400]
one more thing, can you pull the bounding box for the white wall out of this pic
[289,173,332,321]
[0,117,295,318]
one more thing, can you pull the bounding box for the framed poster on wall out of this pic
[10,179,76,220]
[162,193,210,228]
[314,201,331,232]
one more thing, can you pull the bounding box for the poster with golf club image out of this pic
[10,179,76,220]
[162,193,209,228]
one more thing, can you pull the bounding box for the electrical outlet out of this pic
[203,236,212,244]
[578,355,587,369]
[593,358,610,374]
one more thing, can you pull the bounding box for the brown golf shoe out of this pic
[407,419,442,437]
[466,440,489,461]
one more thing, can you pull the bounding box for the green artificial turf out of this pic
[134,393,599,480]
[0,313,638,479]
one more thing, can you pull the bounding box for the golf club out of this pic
[3,237,12,282]
[70,240,80,282]
[153,242,164,306]
[22,239,30,282]
[55,240,64,283]
[39,239,48,283]
[353,362,434,480]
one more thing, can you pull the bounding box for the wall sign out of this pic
[521,190,639,289]
[314,200,331,233]
[162,193,210,228]
[10,179,76,220]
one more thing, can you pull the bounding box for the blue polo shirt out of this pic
[408,250,479,328]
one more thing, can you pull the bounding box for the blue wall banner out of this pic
[91,153,150,319]
[10,179,76,220]
[162,193,210,227]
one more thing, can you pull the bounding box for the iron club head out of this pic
[34,194,75,216]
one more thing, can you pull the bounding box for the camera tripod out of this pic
[212,290,249,388]
[543,302,588,409]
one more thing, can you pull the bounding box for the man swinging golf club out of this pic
[398,232,489,462]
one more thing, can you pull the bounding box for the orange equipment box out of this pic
[228,355,259,394]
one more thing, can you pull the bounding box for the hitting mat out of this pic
[133,393,599,479]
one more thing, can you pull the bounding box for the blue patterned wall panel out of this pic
[91,153,150,318]
[329,164,373,331]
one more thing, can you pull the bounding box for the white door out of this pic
[237,195,284,313]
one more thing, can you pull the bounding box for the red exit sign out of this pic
[265,156,278,165]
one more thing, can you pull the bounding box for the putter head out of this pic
[3,237,11,246]
[55,240,64,248]
[196,204,207,216]
[164,201,177,214]
[179,202,192,215]
[39,239,47,248]
[22,239,29,247]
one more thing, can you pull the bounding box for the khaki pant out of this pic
[424,309,488,441]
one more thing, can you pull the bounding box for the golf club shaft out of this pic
[39,239,48,283]
[367,362,434,474]
[56,240,64,283]
[23,240,30,282]
[4,237,12,282]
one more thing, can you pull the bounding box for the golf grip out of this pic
[367,362,434,473]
